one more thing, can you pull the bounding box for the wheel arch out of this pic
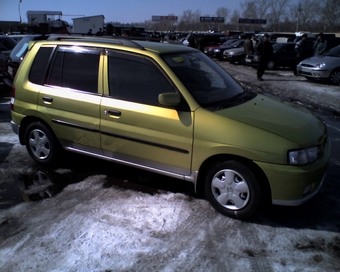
[329,67,340,85]
[18,116,57,146]
[195,154,272,204]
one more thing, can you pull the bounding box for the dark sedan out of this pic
[0,36,17,79]
[245,42,298,70]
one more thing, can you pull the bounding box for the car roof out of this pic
[32,37,196,55]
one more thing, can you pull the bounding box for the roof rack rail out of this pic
[47,34,146,50]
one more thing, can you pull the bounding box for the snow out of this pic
[1,169,340,271]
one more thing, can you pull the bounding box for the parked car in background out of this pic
[297,45,340,85]
[4,34,50,90]
[5,34,27,42]
[10,37,331,219]
[0,36,17,81]
[211,39,245,60]
[0,51,7,79]
[204,38,239,56]
[245,42,297,70]
[257,32,296,43]
[222,47,246,64]
[183,32,226,50]
[0,36,18,56]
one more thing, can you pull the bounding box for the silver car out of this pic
[222,47,246,64]
[297,45,340,85]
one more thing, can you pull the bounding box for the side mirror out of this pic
[158,92,181,107]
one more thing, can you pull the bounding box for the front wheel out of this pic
[329,69,340,85]
[205,160,262,220]
[25,122,60,165]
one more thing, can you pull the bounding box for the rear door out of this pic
[36,45,103,153]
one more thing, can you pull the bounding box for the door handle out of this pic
[104,110,121,117]
[42,97,53,104]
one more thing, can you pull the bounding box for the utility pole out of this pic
[296,3,302,32]
[18,0,22,24]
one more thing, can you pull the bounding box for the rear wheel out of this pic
[266,60,275,70]
[204,160,262,220]
[329,69,340,85]
[25,122,60,165]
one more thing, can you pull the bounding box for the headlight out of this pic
[214,49,220,53]
[315,63,326,69]
[288,146,321,165]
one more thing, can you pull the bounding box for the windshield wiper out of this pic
[216,92,246,110]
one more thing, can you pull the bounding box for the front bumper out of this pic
[297,65,331,80]
[245,58,258,67]
[223,54,238,61]
[11,120,19,135]
[256,136,332,206]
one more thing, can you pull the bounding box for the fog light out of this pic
[312,73,321,77]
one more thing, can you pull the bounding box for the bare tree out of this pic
[290,0,320,32]
[240,1,257,18]
[255,0,271,18]
[216,7,230,22]
[268,0,291,31]
[319,0,340,31]
[229,9,241,30]
[178,9,202,30]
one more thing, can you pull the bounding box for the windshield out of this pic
[223,39,238,46]
[162,51,246,109]
[0,37,17,51]
[324,45,340,57]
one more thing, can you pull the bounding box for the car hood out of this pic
[301,55,339,65]
[224,47,244,53]
[219,94,326,147]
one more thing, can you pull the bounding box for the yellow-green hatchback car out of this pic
[10,37,331,219]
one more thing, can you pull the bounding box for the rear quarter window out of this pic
[47,47,100,93]
[29,47,54,85]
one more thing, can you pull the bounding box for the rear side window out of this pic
[48,46,100,93]
[29,47,54,85]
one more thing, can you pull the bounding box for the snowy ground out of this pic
[0,63,340,271]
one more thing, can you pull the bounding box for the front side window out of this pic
[108,51,175,106]
[48,46,100,93]
[162,51,246,109]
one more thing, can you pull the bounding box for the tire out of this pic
[25,122,60,165]
[238,56,246,65]
[205,160,262,220]
[329,69,340,85]
[266,60,275,70]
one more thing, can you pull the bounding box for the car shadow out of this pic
[10,150,338,233]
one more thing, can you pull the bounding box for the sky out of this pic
[1,0,299,25]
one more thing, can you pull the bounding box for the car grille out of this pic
[301,64,315,68]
